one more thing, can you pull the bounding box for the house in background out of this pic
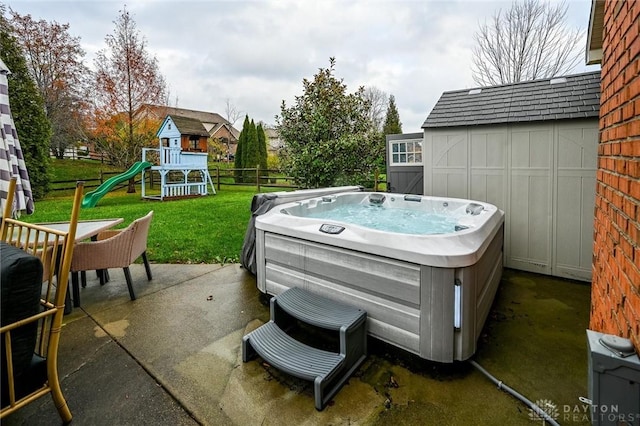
[263,126,283,156]
[388,71,600,282]
[141,104,240,160]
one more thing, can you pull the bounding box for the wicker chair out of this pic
[70,211,153,306]
[1,178,83,423]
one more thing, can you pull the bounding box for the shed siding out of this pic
[555,126,598,278]
[423,119,597,281]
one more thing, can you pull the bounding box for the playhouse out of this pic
[142,115,216,200]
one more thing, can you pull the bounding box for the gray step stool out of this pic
[242,286,367,410]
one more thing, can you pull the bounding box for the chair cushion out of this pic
[1,241,44,406]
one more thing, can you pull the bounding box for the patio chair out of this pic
[1,178,83,423]
[70,211,153,306]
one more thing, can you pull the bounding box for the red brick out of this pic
[612,141,621,155]
[629,180,640,200]
[633,0,640,20]
[629,222,639,245]
[628,160,640,179]
[619,176,631,193]
[623,101,636,120]
[629,76,640,99]
[621,236,634,258]
[629,32,640,61]
[616,124,629,139]
[624,197,638,218]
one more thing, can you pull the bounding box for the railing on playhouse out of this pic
[142,147,181,166]
[141,146,214,198]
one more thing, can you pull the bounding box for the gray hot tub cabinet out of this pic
[255,223,504,363]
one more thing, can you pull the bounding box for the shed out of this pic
[421,71,600,281]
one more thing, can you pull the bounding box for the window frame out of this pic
[389,138,423,166]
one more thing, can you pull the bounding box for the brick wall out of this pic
[590,0,640,352]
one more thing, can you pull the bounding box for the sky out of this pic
[8,0,600,131]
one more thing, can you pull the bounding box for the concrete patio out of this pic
[3,263,592,425]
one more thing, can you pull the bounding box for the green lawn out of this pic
[23,185,259,264]
[26,159,379,264]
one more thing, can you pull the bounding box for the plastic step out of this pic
[243,321,344,382]
[274,287,366,331]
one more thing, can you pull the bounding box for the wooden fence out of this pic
[51,166,383,193]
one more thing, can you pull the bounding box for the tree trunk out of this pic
[127,177,136,193]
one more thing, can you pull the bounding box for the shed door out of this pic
[509,128,553,276]
[387,166,423,194]
[553,125,597,281]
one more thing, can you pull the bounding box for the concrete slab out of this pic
[3,265,592,426]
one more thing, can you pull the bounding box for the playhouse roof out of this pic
[169,115,210,137]
[422,71,600,128]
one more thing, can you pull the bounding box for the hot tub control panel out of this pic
[320,224,345,234]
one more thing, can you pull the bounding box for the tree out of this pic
[234,115,249,183]
[471,0,583,86]
[0,7,51,199]
[8,9,91,159]
[256,123,268,182]
[382,95,402,135]
[363,86,388,132]
[276,58,377,188]
[222,97,242,161]
[223,98,242,127]
[243,119,259,182]
[92,6,167,191]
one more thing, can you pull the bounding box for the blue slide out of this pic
[81,161,152,208]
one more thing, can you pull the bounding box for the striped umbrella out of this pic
[0,58,34,217]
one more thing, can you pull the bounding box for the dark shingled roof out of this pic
[169,115,210,137]
[422,71,600,128]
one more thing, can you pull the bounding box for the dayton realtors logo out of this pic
[529,399,640,424]
[528,399,559,423]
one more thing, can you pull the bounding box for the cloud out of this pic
[9,0,597,130]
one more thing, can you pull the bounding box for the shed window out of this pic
[391,139,422,165]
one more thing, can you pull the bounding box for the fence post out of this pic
[100,169,104,184]
[256,165,260,192]
[374,169,379,192]
[216,167,220,191]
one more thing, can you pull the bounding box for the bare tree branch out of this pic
[362,86,388,132]
[471,0,584,86]
[223,98,243,127]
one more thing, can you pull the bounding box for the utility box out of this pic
[587,329,640,425]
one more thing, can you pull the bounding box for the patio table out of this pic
[32,218,124,312]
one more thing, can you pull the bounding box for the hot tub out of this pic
[254,191,505,362]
